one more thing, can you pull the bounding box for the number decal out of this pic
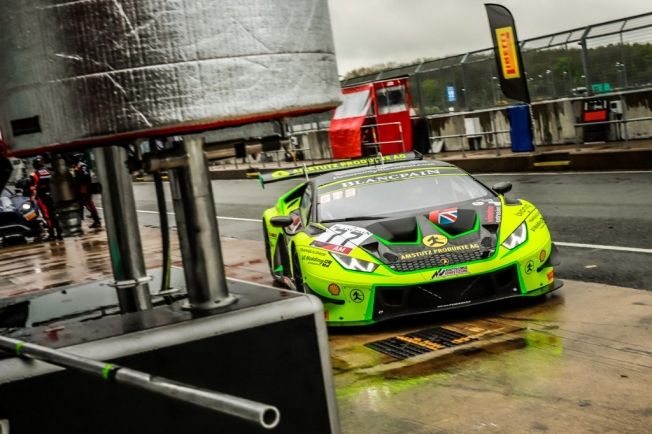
[315,224,372,248]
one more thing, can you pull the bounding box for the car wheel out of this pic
[262,222,274,274]
[291,249,306,293]
[270,233,293,289]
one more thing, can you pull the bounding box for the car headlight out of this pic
[330,253,378,273]
[502,222,528,250]
[20,203,32,212]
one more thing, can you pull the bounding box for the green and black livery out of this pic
[260,153,561,325]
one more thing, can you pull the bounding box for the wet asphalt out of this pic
[128,170,652,291]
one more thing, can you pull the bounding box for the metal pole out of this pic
[50,154,83,237]
[580,26,592,92]
[490,112,501,156]
[94,146,152,312]
[620,94,630,149]
[0,336,280,429]
[167,137,236,310]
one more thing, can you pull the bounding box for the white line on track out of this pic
[123,208,652,254]
[554,241,652,254]
[98,207,260,223]
[474,170,652,176]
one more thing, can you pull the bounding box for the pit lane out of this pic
[2,170,650,433]
[1,226,650,433]
[125,171,651,432]
[126,170,652,290]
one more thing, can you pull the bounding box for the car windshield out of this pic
[317,167,492,222]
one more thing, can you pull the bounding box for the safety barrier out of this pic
[573,116,652,150]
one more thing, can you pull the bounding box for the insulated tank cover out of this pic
[0,0,341,155]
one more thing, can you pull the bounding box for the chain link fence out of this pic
[341,12,652,116]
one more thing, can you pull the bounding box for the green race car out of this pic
[260,152,561,326]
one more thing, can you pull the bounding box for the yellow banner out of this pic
[495,26,521,79]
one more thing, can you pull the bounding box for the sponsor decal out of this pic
[332,190,343,200]
[473,198,501,207]
[429,208,458,225]
[350,289,365,303]
[531,217,545,232]
[486,205,503,223]
[539,250,547,262]
[525,260,535,274]
[298,247,327,257]
[271,170,290,179]
[310,240,353,255]
[399,242,481,261]
[24,210,37,221]
[440,258,450,265]
[268,154,411,181]
[301,254,333,268]
[344,188,356,198]
[514,203,534,217]
[432,266,468,279]
[496,26,521,79]
[486,206,495,222]
[547,270,554,281]
[437,300,472,309]
[328,283,341,296]
[320,193,331,204]
[340,169,441,188]
[422,234,448,248]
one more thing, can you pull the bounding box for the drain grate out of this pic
[365,326,477,360]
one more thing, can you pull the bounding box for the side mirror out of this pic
[270,216,294,228]
[492,182,512,195]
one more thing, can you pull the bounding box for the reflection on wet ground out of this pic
[332,286,652,433]
[0,231,649,432]
[0,228,271,300]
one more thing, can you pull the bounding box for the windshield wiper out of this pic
[320,216,386,223]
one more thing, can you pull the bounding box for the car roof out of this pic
[313,159,461,187]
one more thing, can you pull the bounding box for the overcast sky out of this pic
[328,0,652,75]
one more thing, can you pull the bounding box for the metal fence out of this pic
[341,12,652,116]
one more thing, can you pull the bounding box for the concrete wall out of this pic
[426,87,652,150]
[293,88,652,156]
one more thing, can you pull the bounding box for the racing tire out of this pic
[291,249,306,293]
[262,221,274,274]
[263,222,288,287]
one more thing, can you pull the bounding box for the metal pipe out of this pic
[153,171,171,295]
[0,336,280,429]
[204,143,263,161]
[143,150,189,172]
[580,26,592,92]
[167,137,235,310]
[94,146,152,312]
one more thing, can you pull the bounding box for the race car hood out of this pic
[314,198,504,271]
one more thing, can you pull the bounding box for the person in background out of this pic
[71,153,101,229]
[30,155,63,240]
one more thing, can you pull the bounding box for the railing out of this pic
[427,129,511,157]
[361,121,405,154]
[573,116,652,150]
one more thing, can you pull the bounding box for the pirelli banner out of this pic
[485,4,530,103]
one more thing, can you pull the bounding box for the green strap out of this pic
[15,341,24,356]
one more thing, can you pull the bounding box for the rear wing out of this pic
[258,151,422,186]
